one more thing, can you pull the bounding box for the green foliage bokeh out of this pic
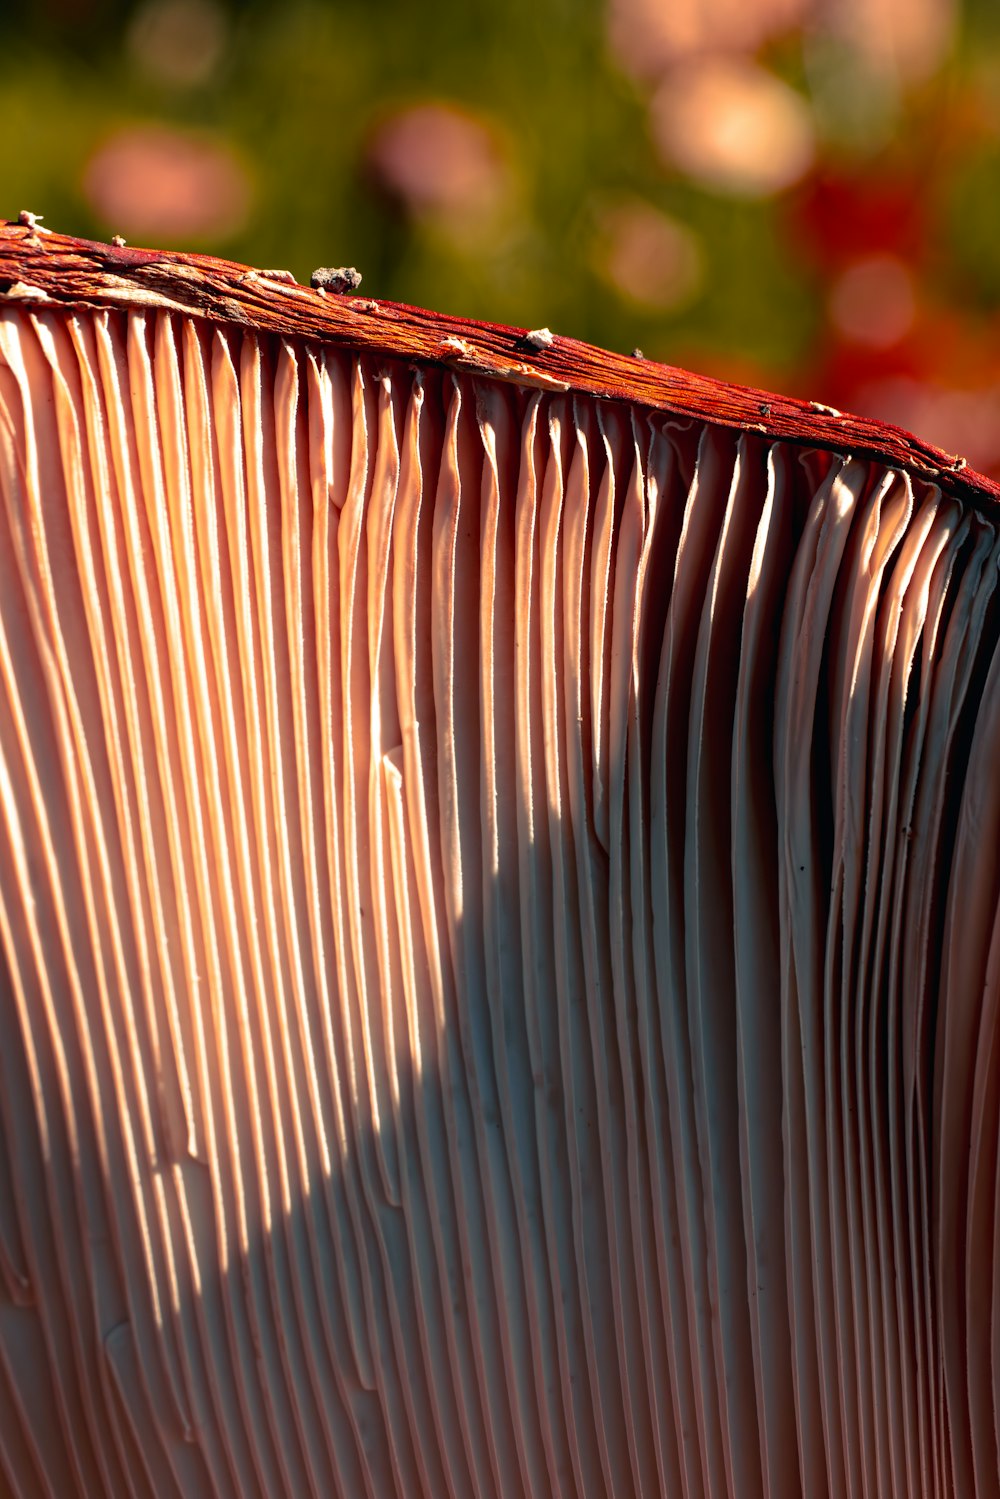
[0,0,817,367]
[5,0,1000,466]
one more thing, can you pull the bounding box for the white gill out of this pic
[0,304,997,1498]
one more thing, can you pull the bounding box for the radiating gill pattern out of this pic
[0,304,999,1498]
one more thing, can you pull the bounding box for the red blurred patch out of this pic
[786,169,926,271]
[802,309,1000,476]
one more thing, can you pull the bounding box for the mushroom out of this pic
[0,219,997,1498]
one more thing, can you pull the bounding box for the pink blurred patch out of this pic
[825,0,955,84]
[593,198,703,311]
[367,103,510,225]
[856,377,1000,475]
[82,125,253,241]
[607,0,805,79]
[607,0,953,86]
[828,254,917,348]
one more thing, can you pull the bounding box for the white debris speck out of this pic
[523,327,555,351]
[3,282,53,302]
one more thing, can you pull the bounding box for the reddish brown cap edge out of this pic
[3,219,996,514]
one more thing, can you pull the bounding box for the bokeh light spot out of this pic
[651,59,815,198]
[593,198,703,312]
[828,253,916,347]
[607,0,807,80]
[367,103,511,234]
[125,0,228,89]
[826,0,955,84]
[82,125,253,241]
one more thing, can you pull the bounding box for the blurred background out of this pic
[4,0,1000,470]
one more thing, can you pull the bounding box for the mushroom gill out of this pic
[0,225,998,1498]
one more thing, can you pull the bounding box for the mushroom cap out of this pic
[0,221,997,1498]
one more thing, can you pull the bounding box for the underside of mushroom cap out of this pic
[0,223,998,1498]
